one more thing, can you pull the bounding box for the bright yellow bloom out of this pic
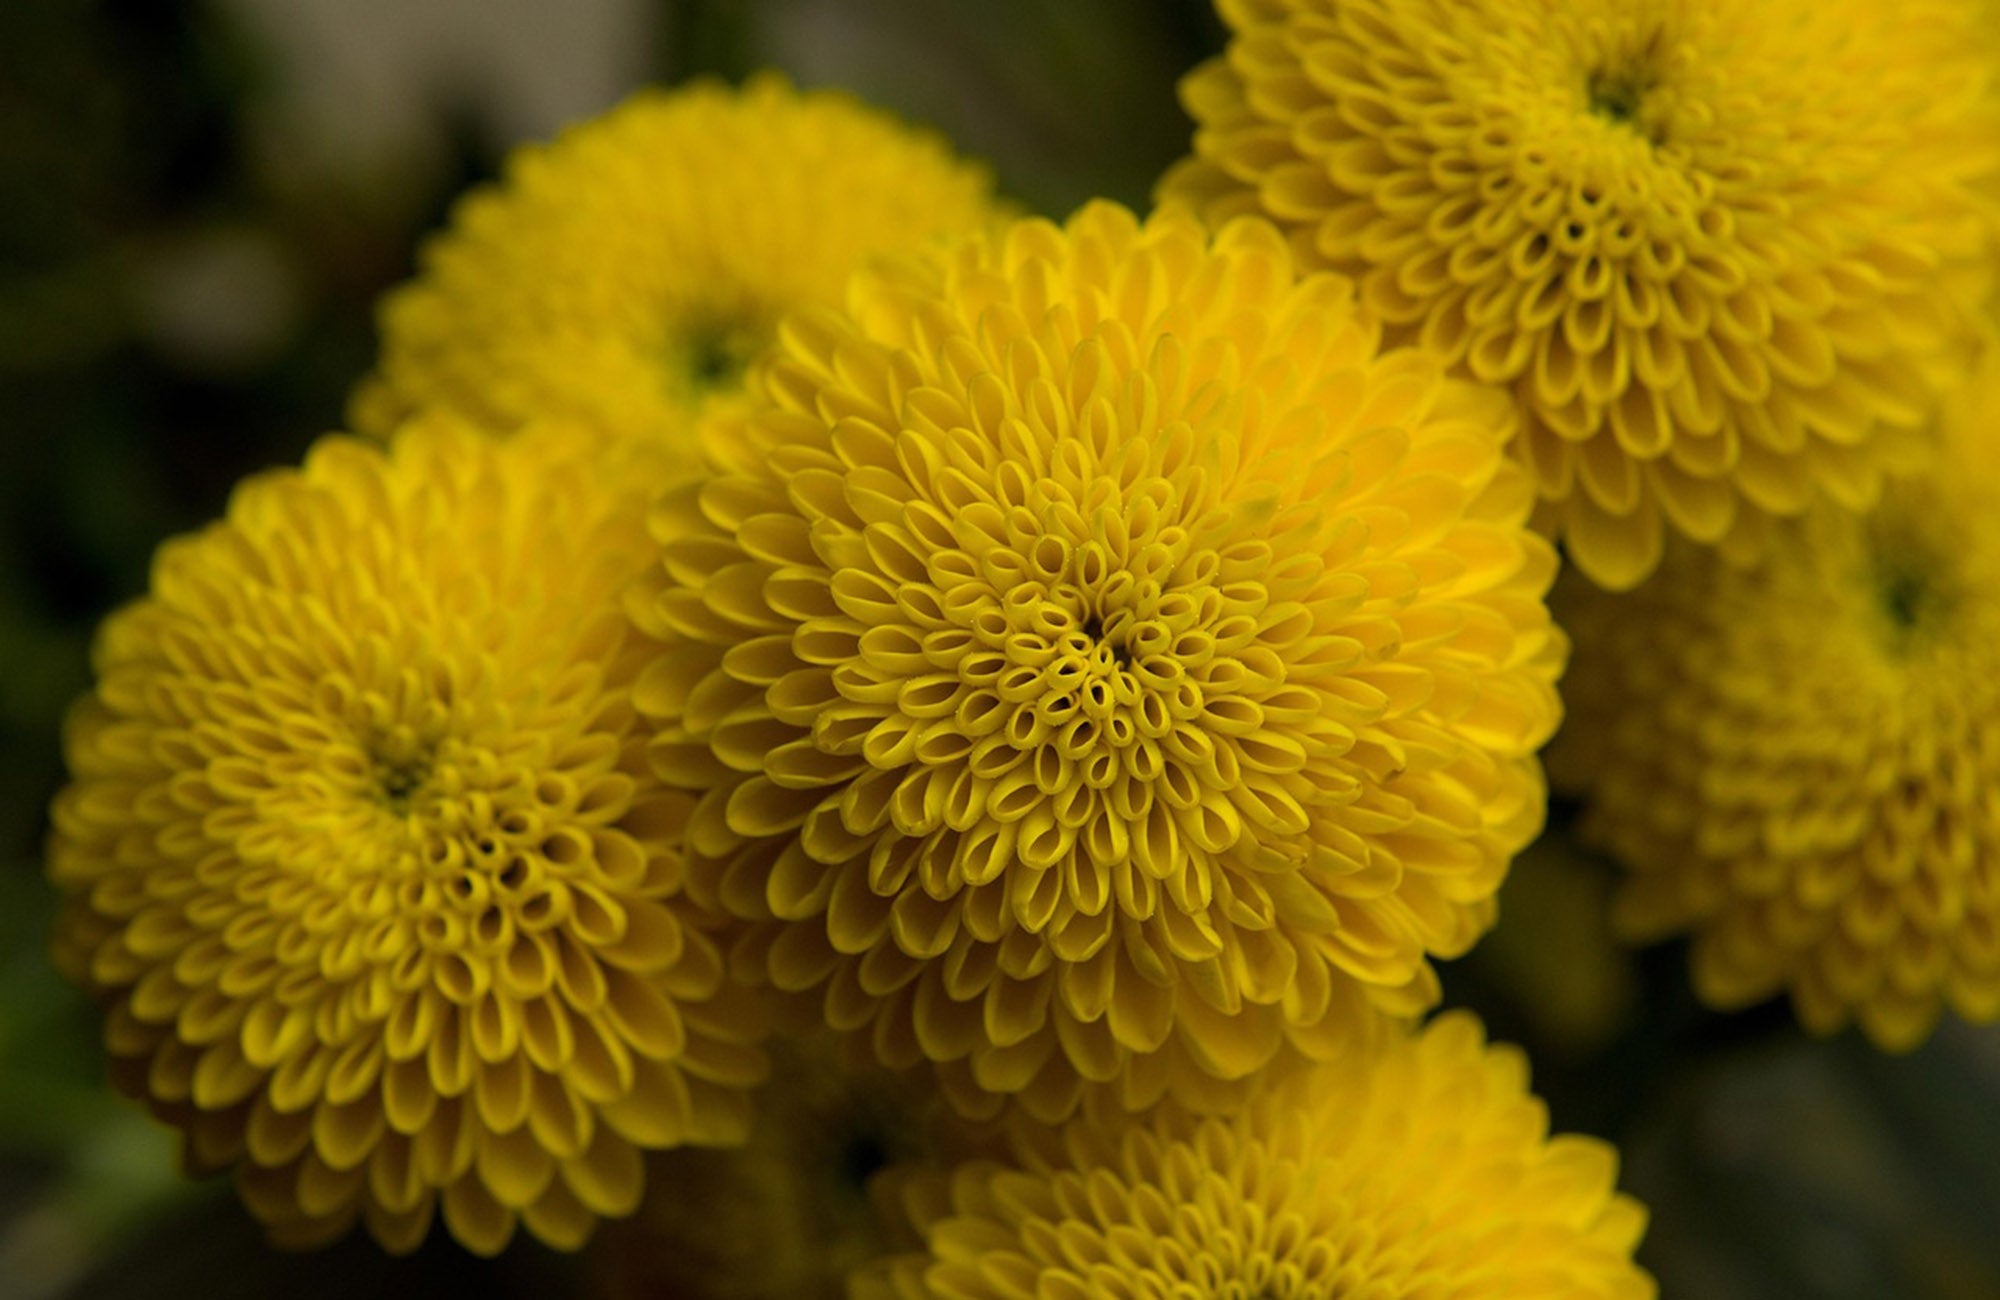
[351,74,1002,451]
[1552,360,2000,1050]
[1160,0,2000,590]
[631,201,1566,1122]
[853,1010,1655,1300]
[47,418,767,1255]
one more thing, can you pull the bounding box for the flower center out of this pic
[1584,29,1667,143]
[834,1130,890,1191]
[1864,508,1958,651]
[1586,70,1647,127]
[1078,611,1131,669]
[368,726,437,813]
[669,313,765,404]
[1871,546,1949,646]
[376,759,430,809]
[1880,567,1927,631]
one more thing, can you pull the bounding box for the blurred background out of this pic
[1,2,1996,1297]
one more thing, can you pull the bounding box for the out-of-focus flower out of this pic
[853,1010,1655,1300]
[1160,0,2000,590]
[351,74,1002,450]
[47,418,768,1255]
[593,1036,965,1300]
[1553,361,2000,1050]
[630,200,1565,1122]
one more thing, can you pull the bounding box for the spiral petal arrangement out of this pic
[854,1010,1655,1300]
[1553,362,2000,1050]
[47,419,768,1254]
[351,74,1002,450]
[629,201,1566,1123]
[1160,0,2000,589]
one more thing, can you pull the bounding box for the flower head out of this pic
[352,74,1002,450]
[631,201,1565,1122]
[1552,360,2000,1050]
[854,1010,1655,1300]
[48,419,767,1254]
[1160,0,2000,589]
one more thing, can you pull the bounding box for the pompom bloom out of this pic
[47,419,767,1254]
[854,1010,1655,1300]
[1159,0,2000,589]
[1552,362,2000,1050]
[631,200,1566,1122]
[352,74,1002,449]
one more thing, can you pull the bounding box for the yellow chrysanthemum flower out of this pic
[47,419,767,1255]
[1159,0,2000,589]
[350,74,1001,452]
[594,1037,956,1300]
[853,1010,1655,1300]
[1551,360,2000,1050]
[630,200,1566,1122]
